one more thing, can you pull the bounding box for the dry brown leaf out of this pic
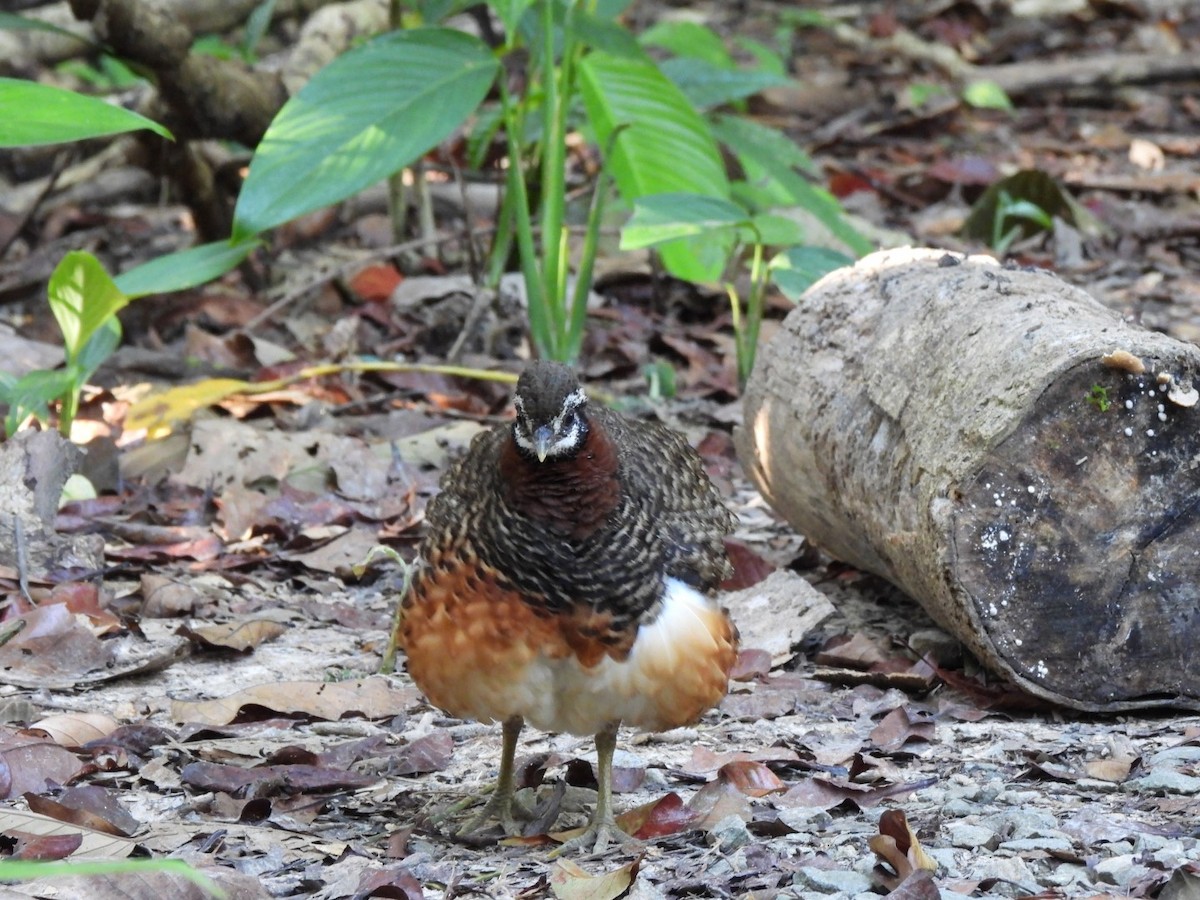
[28,713,118,749]
[169,677,419,725]
[0,808,136,858]
[0,733,88,799]
[870,707,936,752]
[871,809,938,891]
[550,857,640,900]
[179,619,289,652]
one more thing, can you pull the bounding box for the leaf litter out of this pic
[2,1,1200,896]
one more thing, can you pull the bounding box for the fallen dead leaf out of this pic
[870,808,938,891]
[0,807,136,858]
[178,619,289,653]
[169,677,420,725]
[550,856,641,900]
[28,713,118,749]
[10,829,83,860]
[0,732,89,798]
[25,785,140,837]
[870,707,936,752]
[718,760,787,797]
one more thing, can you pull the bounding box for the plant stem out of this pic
[742,239,767,385]
[538,0,568,354]
[498,77,552,356]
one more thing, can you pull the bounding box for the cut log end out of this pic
[954,355,1200,707]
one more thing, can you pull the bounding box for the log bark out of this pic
[737,248,1200,711]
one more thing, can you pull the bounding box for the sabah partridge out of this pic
[399,360,738,852]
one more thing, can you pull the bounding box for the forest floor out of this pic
[2,0,1200,898]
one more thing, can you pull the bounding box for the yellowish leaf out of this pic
[550,857,640,900]
[29,713,118,748]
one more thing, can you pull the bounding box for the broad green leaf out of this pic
[963,79,1013,110]
[733,36,787,77]
[578,51,730,281]
[233,28,499,239]
[715,113,870,256]
[0,77,171,147]
[621,193,747,250]
[492,0,535,36]
[47,251,129,361]
[571,9,642,58]
[769,246,853,300]
[75,318,122,383]
[639,21,731,67]
[710,113,816,176]
[3,369,75,432]
[115,239,258,297]
[750,212,807,246]
[659,57,792,110]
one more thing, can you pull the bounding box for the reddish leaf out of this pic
[718,760,787,797]
[10,830,82,861]
[686,746,799,775]
[46,584,122,635]
[349,264,404,302]
[729,649,772,681]
[392,731,453,776]
[721,539,775,590]
[24,785,140,837]
[0,733,88,799]
[617,792,695,839]
[870,707,936,752]
[355,867,424,900]
[686,778,752,830]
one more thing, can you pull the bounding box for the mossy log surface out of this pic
[738,248,1200,711]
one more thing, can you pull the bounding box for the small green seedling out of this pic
[1087,384,1111,412]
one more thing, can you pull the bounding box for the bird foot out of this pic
[549,816,640,857]
[456,785,532,838]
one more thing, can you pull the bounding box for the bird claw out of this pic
[456,787,532,838]
[548,818,640,857]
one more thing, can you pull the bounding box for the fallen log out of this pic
[737,247,1200,711]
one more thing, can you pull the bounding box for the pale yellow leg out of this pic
[550,722,640,856]
[459,716,529,836]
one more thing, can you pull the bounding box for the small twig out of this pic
[0,149,72,258]
[13,514,32,607]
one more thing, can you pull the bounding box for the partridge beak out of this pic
[533,425,553,462]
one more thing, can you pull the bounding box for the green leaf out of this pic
[713,113,870,256]
[114,239,258,297]
[578,50,731,281]
[710,114,816,177]
[242,0,277,61]
[571,9,643,58]
[0,77,171,147]
[75,317,122,383]
[492,0,535,36]
[0,12,94,45]
[750,212,807,246]
[639,20,731,67]
[621,193,748,250]
[233,28,499,239]
[3,368,75,430]
[963,79,1013,110]
[47,251,129,361]
[660,57,792,110]
[769,246,852,300]
[733,36,787,77]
